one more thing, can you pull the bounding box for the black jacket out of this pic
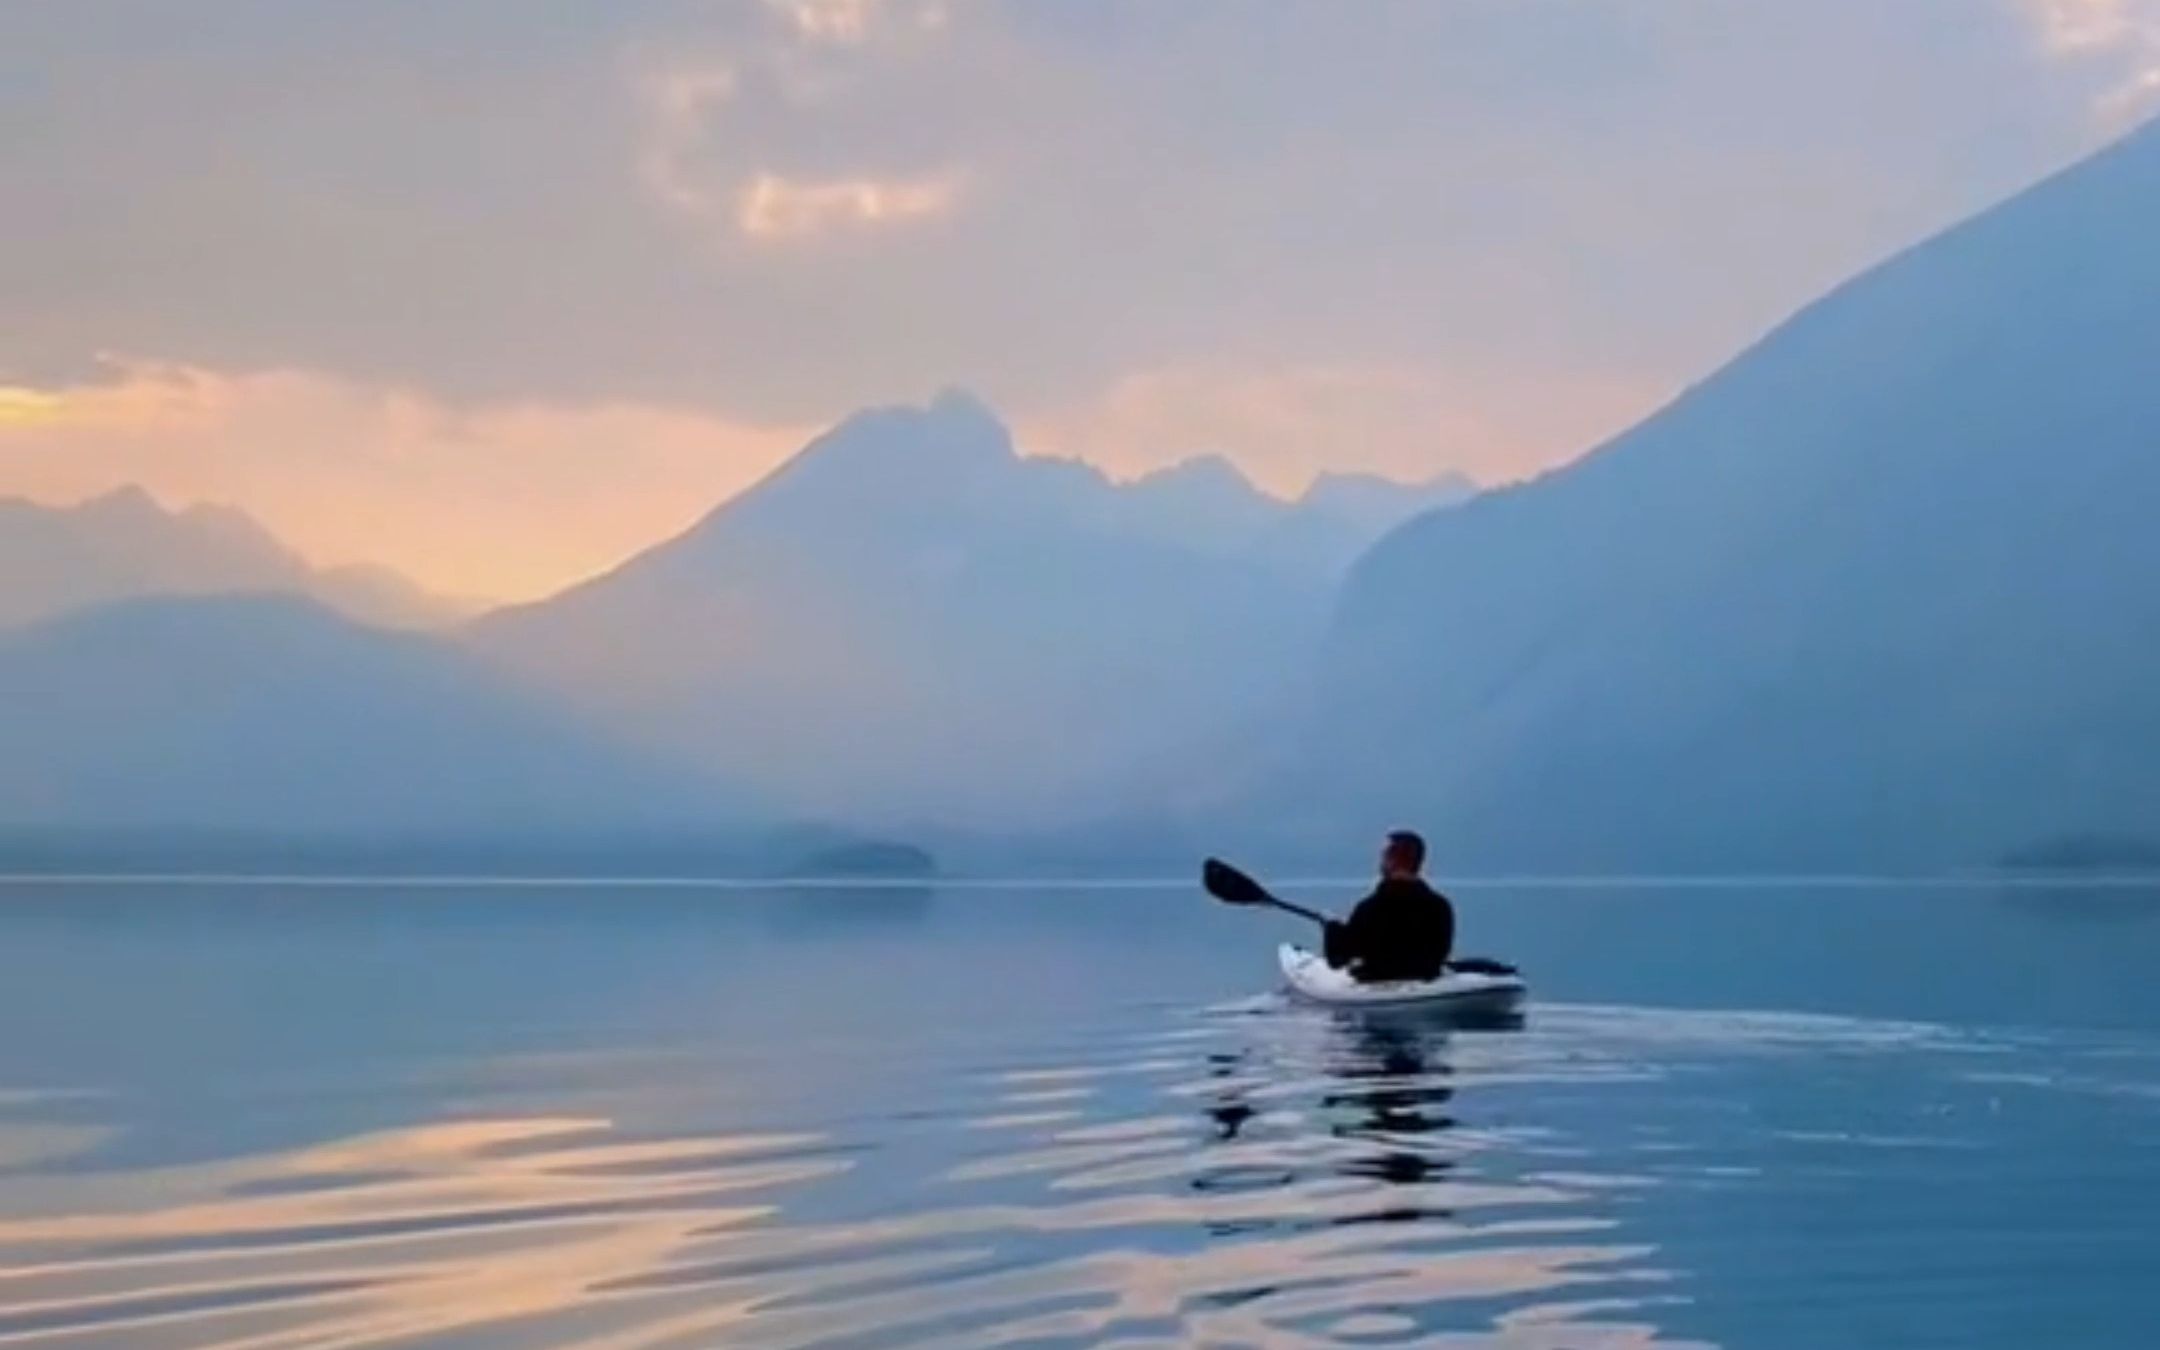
[1324,877,1456,983]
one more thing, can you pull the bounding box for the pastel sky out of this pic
[4,0,2158,598]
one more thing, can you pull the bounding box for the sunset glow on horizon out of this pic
[7,1,2158,597]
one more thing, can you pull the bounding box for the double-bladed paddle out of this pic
[1200,856,1519,978]
[1201,857,1333,927]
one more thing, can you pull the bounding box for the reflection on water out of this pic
[1996,880,2160,926]
[0,1000,1731,1348]
[761,885,937,939]
[1319,1019,1460,1195]
[6,996,2089,1349]
[4,882,2160,1348]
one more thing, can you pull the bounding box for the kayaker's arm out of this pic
[1430,887,1458,969]
[1323,888,1383,970]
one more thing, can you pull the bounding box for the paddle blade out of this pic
[1201,857,1271,906]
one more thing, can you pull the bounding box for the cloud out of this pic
[772,0,879,44]
[634,61,741,219]
[632,1,964,242]
[765,0,950,45]
[3,2,2140,475]
[0,388,67,427]
[0,361,812,600]
[2021,0,2160,120]
[737,171,961,239]
[2028,0,2149,50]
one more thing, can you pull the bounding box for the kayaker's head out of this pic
[1380,830,1426,880]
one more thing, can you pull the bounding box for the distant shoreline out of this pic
[4,870,2157,891]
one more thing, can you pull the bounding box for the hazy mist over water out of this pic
[3,879,2158,1348]
[8,8,2160,1346]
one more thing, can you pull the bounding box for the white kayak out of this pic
[1279,944,1527,1015]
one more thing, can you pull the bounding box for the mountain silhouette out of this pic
[476,391,1462,826]
[0,488,470,631]
[1272,118,2160,871]
[0,594,734,835]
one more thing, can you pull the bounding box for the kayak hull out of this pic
[1278,944,1527,1015]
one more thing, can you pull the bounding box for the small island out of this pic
[1999,834,2160,875]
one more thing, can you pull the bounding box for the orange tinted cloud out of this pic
[738,171,962,240]
[0,387,68,427]
[769,0,880,44]
[2022,0,2160,121]
[0,361,812,601]
[765,0,952,45]
[632,2,966,245]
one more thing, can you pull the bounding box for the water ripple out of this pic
[3,996,2133,1348]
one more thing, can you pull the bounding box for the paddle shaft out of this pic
[1202,858,1336,928]
[1204,858,1518,979]
[1255,893,1333,927]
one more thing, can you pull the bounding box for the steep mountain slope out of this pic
[0,594,731,834]
[1285,119,2160,871]
[475,392,1462,826]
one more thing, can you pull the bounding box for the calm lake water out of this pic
[2,878,2159,1348]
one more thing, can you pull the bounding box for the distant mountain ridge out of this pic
[0,488,472,630]
[0,401,1470,856]
[1260,116,2160,871]
[1119,455,1476,575]
[14,89,2156,882]
[475,391,1469,827]
[0,592,740,835]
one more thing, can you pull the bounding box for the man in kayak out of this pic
[1323,830,1456,982]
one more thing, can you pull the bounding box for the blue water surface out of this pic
[0,878,2156,1348]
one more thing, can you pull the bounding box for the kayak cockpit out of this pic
[1278,944,1527,1016]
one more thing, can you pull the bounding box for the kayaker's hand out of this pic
[1322,919,1351,968]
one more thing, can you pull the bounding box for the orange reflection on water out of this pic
[0,1003,1733,1348]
